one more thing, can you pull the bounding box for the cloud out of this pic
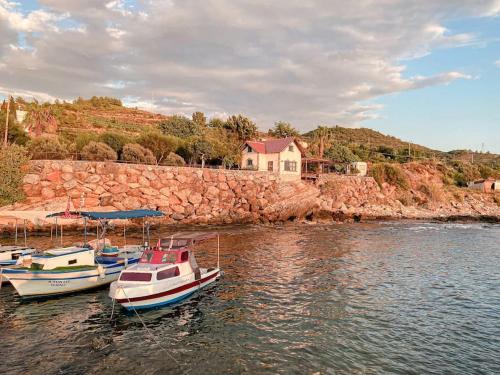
[0,0,498,129]
[496,60,500,67]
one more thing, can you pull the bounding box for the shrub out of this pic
[419,183,444,203]
[0,144,29,206]
[74,133,99,152]
[164,152,186,166]
[369,163,409,190]
[136,131,180,164]
[81,141,117,161]
[28,137,68,160]
[493,194,500,206]
[121,143,156,164]
[0,112,29,145]
[98,132,130,156]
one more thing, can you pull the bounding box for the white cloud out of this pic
[0,0,498,129]
[495,60,500,67]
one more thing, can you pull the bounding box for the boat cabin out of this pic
[23,247,94,270]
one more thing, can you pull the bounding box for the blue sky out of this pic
[365,17,500,152]
[0,1,499,153]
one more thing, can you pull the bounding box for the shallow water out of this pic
[1,222,499,374]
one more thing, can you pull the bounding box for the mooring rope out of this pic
[116,286,186,371]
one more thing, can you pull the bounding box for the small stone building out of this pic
[241,137,304,181]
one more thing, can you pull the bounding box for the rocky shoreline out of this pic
[0,160,498,231]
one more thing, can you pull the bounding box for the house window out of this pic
[284,161,297,172]
[247,146,253,153]
[268,161,274,171]
[247,159,253,167]
[289,145,294,152]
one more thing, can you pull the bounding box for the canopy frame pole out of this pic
[217,233,220,269]
[146,220,151,247]
[23,219,27,247]
[14,219,18,245]
[123,223,127,248]
[60,222,63,246]
[142,218,145,246]
[83,217,87,245]
[55,217,58,243]
[50,223,53,241]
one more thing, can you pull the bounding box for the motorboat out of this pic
[2,209,165,297]
[109,232,222,310]
[0,245,36,284]
[2,246,140,297]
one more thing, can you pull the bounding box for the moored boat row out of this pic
[0,210,223,312]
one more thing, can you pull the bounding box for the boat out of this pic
[2,246,140,297]
[0,245,36,284]
[2,209,165,297]
[109,232,222,310]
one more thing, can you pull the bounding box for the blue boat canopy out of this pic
[46,209,165,220]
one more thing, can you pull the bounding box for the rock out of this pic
[23,174,40,185]
[86,175,101,184]
[46,171,61,183]
[122,197,141,210]
[188,192,203,205]
[172,213,185,221]
[61,164,73,173]
[63,179,78,190]
[41,187,56,199]
[109,184,128,194]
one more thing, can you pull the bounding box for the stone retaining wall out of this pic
[20,161,291,224]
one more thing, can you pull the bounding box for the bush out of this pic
[121,143,156,164]
[369,163,409,190]
[98,132,130,156]
[81,141,117,161]
[0,144,29,206]
[419,183,444,203]
[0,112,29,145]
[136,131,179,164]
[74,133,99,152]
[164,152,186,166]
[28,137,67,160]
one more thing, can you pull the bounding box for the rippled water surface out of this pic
[1,222,499,374]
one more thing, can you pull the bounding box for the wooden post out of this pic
[14,219,18,245]
[217,234,220,269]
[3,96,10,147]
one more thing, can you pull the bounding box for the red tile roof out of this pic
[244,137,298,154]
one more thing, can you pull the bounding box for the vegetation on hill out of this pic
[1,96,499,194]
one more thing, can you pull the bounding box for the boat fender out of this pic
[124,257,128,267]
[97,265,105,279]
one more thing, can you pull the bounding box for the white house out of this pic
[241,137,304,181]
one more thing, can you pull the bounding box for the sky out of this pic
[0,0,499,152]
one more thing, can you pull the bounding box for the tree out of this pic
[192,111,207,127]
[325,144,360,163]
[268,121,299,138]
[74,133,99,152]
[224,115,257,140]
[81,141,117,161]
[208,118,225,128]
[24,108,58,136]
[159,115,200,138]
[311,126,334,158]
[177,136,213,164]
[0,144,29,206]
[0,112,29,145]
[28,137,67,160]
[121,143,156,164]
[136,131,180,164]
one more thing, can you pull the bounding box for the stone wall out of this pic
[18,161,318,224]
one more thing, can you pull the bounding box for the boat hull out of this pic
[110,268,220,310]
[3,259,139,298]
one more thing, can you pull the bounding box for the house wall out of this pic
[241,148,258,170]
[277,143,302,181]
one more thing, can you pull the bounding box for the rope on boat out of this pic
[116,286,184,369]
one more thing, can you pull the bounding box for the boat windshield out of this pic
[140,251,177,264]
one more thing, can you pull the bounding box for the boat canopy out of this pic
[46,209,165,220]
[158,232,217,248]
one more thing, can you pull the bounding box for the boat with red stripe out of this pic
[109,232,222,310]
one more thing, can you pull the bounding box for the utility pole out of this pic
[3,95,10,147]
[408,142,411,160]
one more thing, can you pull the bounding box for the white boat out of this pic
[2,246,140,297]
[109,232,222,310]
[0,245,36,284]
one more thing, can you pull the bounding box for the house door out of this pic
[268,161,274,171]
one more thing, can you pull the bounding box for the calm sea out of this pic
[1,222,499,374]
